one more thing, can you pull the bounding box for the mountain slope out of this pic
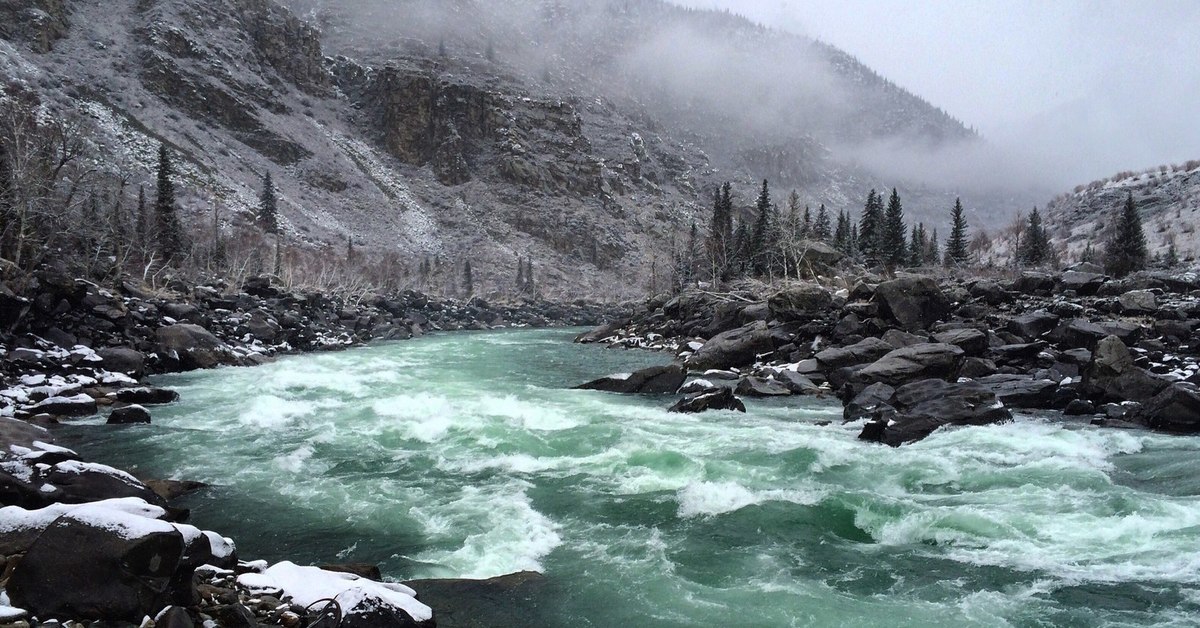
[1,0,1009,298]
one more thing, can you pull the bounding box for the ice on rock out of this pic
[237,561,433,622]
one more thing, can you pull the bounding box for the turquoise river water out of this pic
[61,328,1200,627]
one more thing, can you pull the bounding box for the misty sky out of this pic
[672,0,1200,187]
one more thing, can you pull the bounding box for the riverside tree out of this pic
[1104,191,1148,277]
[882,188,907,268]
[259,172,279,234]
[813,204,831,241]
[750,179,774,275]
[463,260,474,296]
[154,143,185,263]
[858,189,884,266]
[1022,206,1050,266]
[945,198,970,267]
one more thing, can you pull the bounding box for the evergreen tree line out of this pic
[677,179,1154,289]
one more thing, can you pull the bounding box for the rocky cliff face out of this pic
[0,0,1017,298]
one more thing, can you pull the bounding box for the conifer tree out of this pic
[834,209,850,253]
[1081,241,1095,263]
[750,179,772,275]
[858,189,883,265]
[525,258,535,293]
[882,188,907,268]
[945,197,970,267]
[154,144,185,262]
[732,220,750,275]
[813,204,831,241]
[346,235,354,261]
[259,172,279,234]
[708,183,734,278]
[1022,207,1049,266]
[927,228,940,265]
[516,256,525,291]
[463,260,474,296]
[135,185,149,246]
[850,224,859,258]
[908,224,924,267]
[1104,191,1148,277]
[801,205,812,238]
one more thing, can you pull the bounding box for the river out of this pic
[61,328,1200,627]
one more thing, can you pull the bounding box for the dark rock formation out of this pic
[858,379,1011,446]
[575,364,686,394]
[668,388,747,413]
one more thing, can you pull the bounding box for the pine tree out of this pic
[945,197,970,267]
[882,188,907,268]
[259,172,279,234]
[926,228,940,266]
[813,204,831,241]
[732,220,750,275]
[750,179,772,275]
[834,209,850,253]
[135,185,149,246]
[1166,242,1179,267]
[708,184,731,278]
[858,189,883,265]
[1022,207,1049,266]
[801,205,812,238]
[850,224,859,258]
[154,144,185,262]
[908,224,924,267]
[1104,191,1148,277]
[346,235,354,261]
[1081,241,1095,263]
[463,260,474,296]
[525,258,535,293]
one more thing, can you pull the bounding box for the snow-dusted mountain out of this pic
[1,0,1019,297]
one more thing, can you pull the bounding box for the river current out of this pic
[62,329,1200,627]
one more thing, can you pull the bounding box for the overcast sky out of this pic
[672,0,1200,187]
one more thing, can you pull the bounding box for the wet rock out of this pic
[1082,336,1169,403]
[574,364,686,394]
[107,405,151,424]
[872,277,951,331]
[844,382,895,422]
[96,347,146,377]
[116,387,180,405]
[774,370,821,395]
[156,324,236,370]
[684,321,774,370]
[29,393,97,417]
[156,606,195,628]
[854,343,965,388]
[1117,290,1158,314]
[1063,399,1097,416]
[815,337,894,370]
[858,379,1011,446]
[144,479,209,501]
[973,374,1059,409]
[1136,383,1200,433]
[668,388,746,413]
[735,376,791,397]
[320,563,384,581]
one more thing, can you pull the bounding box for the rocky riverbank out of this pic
[576,267,1200,443]
[0,266,619,627]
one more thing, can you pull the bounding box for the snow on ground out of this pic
[238,561,433,622]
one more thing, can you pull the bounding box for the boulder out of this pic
[1013,272,1056,294]
[969,280,1008,305]
[881,329,927,348]
[29,393,97,417]
[932,328,988,356]
[321,563,384,581]
[1050,319,1109,351]
[1058,271,1107,296]
[574,318,630,344]
[1081,335,1169,403]
[685,321,774,370]
[1136,383,1200,433]
[767,284,834,322]
[574,364,686,394]
[668,388,746,413]
[854,343,965,388]
[97,347,146,377]
[872,277,951,331]
[108,405,151,425]
[7,504,187,622]
[116,387,181,405]
[1117,290,1158,314]
[1007,311,1060,341]
[735,377,791,397]
[815,337,894,370]
[858,379,1011,446]
[156,324,234,370]
[973,374,1059,409]
[775,371,821,395]
[43,460,168,508]
[843,382,895,422]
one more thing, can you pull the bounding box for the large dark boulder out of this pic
[859,379,1011,446]
[767,284,834,322]
[1050,319,1109,351]
[1058,271,1107,296]
[735,377,791,397]
[685,321,774,370]
[1081,335,1169,403]
[8,506,187,622]
[108,405,151,425]
[1007,311,1060,341]
[854,343,965,388]
[933,328,988,356]
[405,571,546,628]
[28,394,97,417]
[44,460,168,508]
[843,382,895,422]
[815,337,894,370]
[1012,272,1056,295]
[1117,290,1158,314]
[873,277,951,331]
[156,324,235,370]
[575,364,686,394]
[116,387,181,405]
[97,347,146,377]
[668,387,746,413]
[974,374,1059,409]
[1136,383,1200,433]
[574,318,630,344]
